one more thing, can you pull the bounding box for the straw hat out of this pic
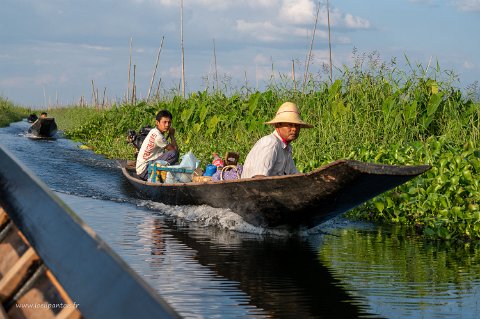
[265,102,313,128]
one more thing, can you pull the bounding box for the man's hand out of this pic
[166,127,178,151]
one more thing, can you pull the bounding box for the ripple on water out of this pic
[56,192,270,318]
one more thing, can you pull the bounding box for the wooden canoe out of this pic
[27,118,58,138]
[0,145,180,319]
[120,160,431,229]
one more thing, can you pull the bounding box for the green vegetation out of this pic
[10,53,480,242]
[0,97,31,127]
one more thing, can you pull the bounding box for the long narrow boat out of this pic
[27,118,58,139]
[120,160,431,229]
[0,145,180,319]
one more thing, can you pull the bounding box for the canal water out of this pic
[1,119,480,318]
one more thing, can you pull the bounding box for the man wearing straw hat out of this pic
[241,102,313,179]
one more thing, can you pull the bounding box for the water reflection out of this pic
[164,220,372,318]
[319,224,480,318]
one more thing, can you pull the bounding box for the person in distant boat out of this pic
[29,111,47,127]
[241,102,313,179]
[30,112,47,125]
[27,113,38,123]
[136,110,179,180]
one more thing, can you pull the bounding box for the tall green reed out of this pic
[0,97,31,127]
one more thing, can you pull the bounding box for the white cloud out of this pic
[411,0,480,11]
[236,20,285,42]
[463,60,476,69]
[167,66,181,78]
[130,0,233,10]
[453,0,480,11]
[235,1,369,44]
[0,76,31,88]
[409,0,437,5]
[324,8,370,30]
[247,0,279,7]
[278,0,315,24]
[79,44,112,51]
[254,54,271,65]
[344,13,371,29]
[39,73,71,87]
[1,74,56,87]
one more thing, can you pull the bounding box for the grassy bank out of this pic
[43,56,480,242]
[0,97,31,127]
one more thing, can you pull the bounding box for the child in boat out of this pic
[135,110,179,180]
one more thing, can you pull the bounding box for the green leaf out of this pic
[374,201,385,213]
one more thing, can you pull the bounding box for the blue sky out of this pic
[1,0,479,107]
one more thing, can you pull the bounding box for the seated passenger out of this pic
[27,113,38,123]
[136,110,179,180]
[241,102,313,179]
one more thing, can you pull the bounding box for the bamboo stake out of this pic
[155,78,162,100]
[213,38,219,93]
[303,2,320,93]
[127,37,133,103]
[43,87,47,109]
[292,59,296,91]
[102,87,106,108]
[270,57,275,83]
[147,36,165,101]
[132,64,137,105]
[327,0,333,82]
[255,63,258,90]
[244,70,248,93]
[180,0,185,98]
[91,80,97,109]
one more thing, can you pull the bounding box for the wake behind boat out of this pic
[27,117,58,139]
[120,160,430,230]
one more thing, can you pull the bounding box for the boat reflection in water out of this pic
[141,214,373,318]
[135,205,480,319]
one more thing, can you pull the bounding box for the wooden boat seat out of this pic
[0,206,82,319]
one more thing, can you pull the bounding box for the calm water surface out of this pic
[1,120,480,318]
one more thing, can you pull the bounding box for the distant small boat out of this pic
[120,159,431,229]
[27,118,58,139]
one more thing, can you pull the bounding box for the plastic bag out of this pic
[179,151,199,170]
[165,171,193,183]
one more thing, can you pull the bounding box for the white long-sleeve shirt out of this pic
[241,130,299,178]
[135,127,168,175]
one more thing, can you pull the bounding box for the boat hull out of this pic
[0,145,180,319]
[121,160,430,229]
[27,118,58,138]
